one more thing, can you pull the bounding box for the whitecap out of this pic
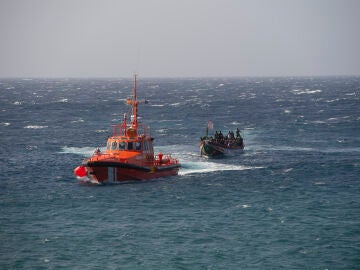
[24,125,48,129]
[1,122,10,126]
[95,129,108,133]
[157,129,168,134]
[271,146,314,152]
[71,119,84,123]
[326,98,340,103]
[26,145,38,150]
[60,146,104,156]
[292,89,322,95]
[314,181,326,185]
[310,120,326,124]
[13,101,22,105]
[284,109,291,114]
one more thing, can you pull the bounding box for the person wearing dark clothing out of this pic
[236,128,241,138]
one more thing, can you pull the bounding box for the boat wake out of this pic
[61,145,263,176]
[178,161,263,175]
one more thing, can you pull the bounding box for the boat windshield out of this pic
[128,142,133,150]
[135,142,141,150]
[111,141,117,150]
[119,141,126,150]
[107,140,142,151]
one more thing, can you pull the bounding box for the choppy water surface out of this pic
[0,77,359,269]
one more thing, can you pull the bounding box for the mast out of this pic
[132,73,138,128]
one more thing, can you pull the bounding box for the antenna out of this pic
[132,73,138,127]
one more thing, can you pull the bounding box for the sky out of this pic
[0,0,360,78]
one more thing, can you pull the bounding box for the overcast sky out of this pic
[0,0,359,78]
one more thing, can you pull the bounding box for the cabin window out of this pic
[119,141,126,150]
[135,142,141,150]
[107,142,111,150]
[128,142,133,150]
[111,141,117,150]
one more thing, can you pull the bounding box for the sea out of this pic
[0,76,359,269]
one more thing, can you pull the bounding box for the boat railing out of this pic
[112,122,151,137]
[154,154,179,166]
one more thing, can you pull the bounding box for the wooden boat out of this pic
[200,139,226,157]
[199,122,244,158]
[74,75,180,184]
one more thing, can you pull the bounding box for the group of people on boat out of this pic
[201,127,244,148]
[215,128,242,140]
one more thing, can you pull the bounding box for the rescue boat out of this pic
[74,75,180,184]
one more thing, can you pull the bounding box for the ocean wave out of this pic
[24,125,48,129]
[291,89,322,95]
[251,144,360,153]
[71,119,85,123]
[57,98,68,103]
[95,129,108,133]
[60,146,104,156]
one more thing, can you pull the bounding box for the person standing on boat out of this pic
[236,128,241,138]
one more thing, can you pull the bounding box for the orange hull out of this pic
[83,161,180,183]
[80,152,180,183]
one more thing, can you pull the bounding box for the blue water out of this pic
[0,77,359,269]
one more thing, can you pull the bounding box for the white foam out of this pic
[178,161,263,175]
[24,125,48,129]
[95,129,108,133]
[1,122,10,126]
[71,119,84,123]
[60,146,103,156]
[291,89,322,95]
[326,98,341,103]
